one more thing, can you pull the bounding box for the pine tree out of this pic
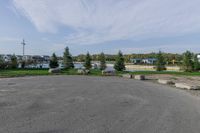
[156,51,166,71]
[193,54,200,71]
[114,50,125,71]
[63,47,74,69]
[84,52,92,70]
[99,52,107,70]
[10,54,18,69]
[49,53,59,68]
[0,55,4,69]
[182,51,194,72]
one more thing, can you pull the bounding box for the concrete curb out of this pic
[158,79,174,85]
[134,75,145,80]
[122,74,133,79]
[175,83,200,90]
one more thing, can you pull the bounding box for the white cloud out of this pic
[13,0,200,45]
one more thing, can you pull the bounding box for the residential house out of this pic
[32,55,44,63]
[142,58,157,64]
[197,54,200,62]
[16,55,23,62]
[42,55,50,62]
[23,55,33,61]
[130,58,143,64]
[130,58,157,65]
[2,54,12,62]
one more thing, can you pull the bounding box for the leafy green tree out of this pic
[63,47,74,69]
[182,51,194,72]
[49,53,59,68]
[156,51,166,71]
[99,52,107,70]
[114,50,125,71]
[193,54,200,71]
[84,52,92,69]
[10,54,18,69]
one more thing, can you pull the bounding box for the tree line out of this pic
[49,48,200,72]
[0,47,200,72]
[155,51,200,72]
[73,52,183,65]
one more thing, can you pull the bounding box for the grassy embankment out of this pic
[0,69,200,78]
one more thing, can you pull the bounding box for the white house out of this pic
[197,54,200,62]
[2,54,12,62]
[130,58,157,64]
[23,55,33,61]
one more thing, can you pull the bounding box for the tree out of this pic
[182,51,194,72]
[49,53,59,68]
[99,52,107,70]
[193,54,200,71]
[63,47,74,69]
[84,52,92,69]
[114,50,125,71]
[10,54,18,69]
[0,55,5,69]
[156,51,166,71]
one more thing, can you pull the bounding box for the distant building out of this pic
[2,54,12,62]
[197,54,200,62]
[23,55,33,61]
[16,55,23,62]
[42,55,50,62]
[130,58,157,65]
[32,55,44,63]
[130,58,143,64]
[142,58,157,64]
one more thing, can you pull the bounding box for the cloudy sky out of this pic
[0,0,200,55]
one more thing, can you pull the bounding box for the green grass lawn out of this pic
[0,69,200,78]
[0,69,103,78]
[0,69,50,77]
[129,71,200,76]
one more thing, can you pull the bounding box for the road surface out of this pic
[0,76,200,133]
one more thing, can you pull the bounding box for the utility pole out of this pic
[21,39,26,56]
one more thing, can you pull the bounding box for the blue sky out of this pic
[0,0,200,56]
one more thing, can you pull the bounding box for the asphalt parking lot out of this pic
[0,75,200,133]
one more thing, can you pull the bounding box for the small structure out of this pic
[130,58,143,64]
[32,55,44,63]
[142,58,157,64]
[23,55,32,61]
[1,54,12,62]
[130,58,157,65]
[42,55,50,62]
[197,55,200,62]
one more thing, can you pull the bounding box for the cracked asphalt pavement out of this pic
[0,75,200,133]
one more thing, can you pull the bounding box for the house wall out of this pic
[197,55,200,62]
